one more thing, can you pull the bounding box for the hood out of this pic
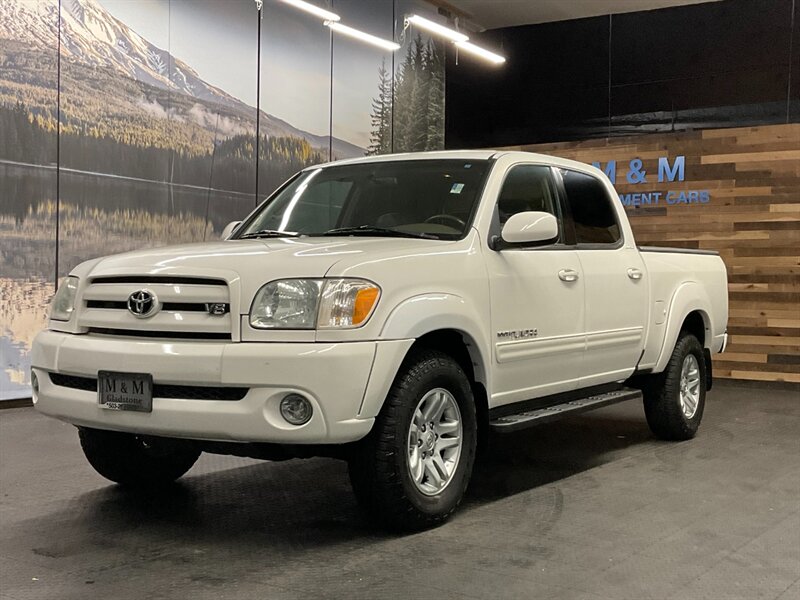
[79,237,458,307]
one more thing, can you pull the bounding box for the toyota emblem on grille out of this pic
[127,289,159,318]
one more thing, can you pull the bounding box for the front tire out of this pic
[348,349,477,531]
[642,333,707,440]
[78,427,201,487]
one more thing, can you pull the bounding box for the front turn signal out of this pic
[317,279,381,329]
[353,287,380,326]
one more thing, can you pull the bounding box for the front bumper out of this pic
[31,330,413,444]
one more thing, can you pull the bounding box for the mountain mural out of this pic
[1,0,444,400]
[0,0,364,160]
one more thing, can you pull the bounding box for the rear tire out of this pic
[78,427,200,487]
[642,333,706,440]
[348,349,477,531]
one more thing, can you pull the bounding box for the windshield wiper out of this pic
[322,226,439,240]
[239,229,300,239]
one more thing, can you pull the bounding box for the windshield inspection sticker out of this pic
[450,183,465,194]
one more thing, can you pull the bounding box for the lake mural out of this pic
[0,0,445,400]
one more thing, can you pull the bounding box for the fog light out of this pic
[31,371,39,404]
[280,394,313,425]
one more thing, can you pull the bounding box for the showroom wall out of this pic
[0,0,445,400]
[446,0,799,385]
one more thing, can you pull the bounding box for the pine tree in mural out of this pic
[367,34,445,155]
[424,41,445,150]
[366,58,392,156]
[407,36,429,151]
[391,35,419,153]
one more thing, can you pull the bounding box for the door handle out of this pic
[558,269,579,282]
[627,268,643,280]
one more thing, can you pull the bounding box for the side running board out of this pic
[489,387,643,433]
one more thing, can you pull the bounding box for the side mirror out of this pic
[497,211,558,248]
[221,221,242,240]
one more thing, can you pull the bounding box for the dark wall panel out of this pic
[446,16,610,147]
[446,0,799,148]
[610,0,793,132]
[790,0,800,122]
[611,0,791,85]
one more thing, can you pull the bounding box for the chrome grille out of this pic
[79,277,233,340]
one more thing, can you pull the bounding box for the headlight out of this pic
[249,279,323,329]
[50,276,79,322]
[249,278,380,330]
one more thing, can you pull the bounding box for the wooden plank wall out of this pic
[504,123,800,384]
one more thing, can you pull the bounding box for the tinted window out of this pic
[497,165,559,227]
[561,169,621,244]
[237,160,490,240]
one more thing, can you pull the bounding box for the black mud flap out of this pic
[704,349,713,391]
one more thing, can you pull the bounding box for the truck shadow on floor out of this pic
[468,410,653,504]
[4,410,669,595]
[19,408,655,551]
[5,408,664,588]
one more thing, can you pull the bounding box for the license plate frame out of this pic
[98,371,153,413]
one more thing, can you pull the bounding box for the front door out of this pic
[485,164,585,408]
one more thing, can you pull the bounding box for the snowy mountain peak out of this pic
[0,0,59,49]
[0,0,236,107]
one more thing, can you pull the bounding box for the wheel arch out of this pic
[681,310,708,347]
[379,293,491,388]
[360,326,490,420]
[359,294,492,424]
[407,329,490,454]
[654,282,714,373]
[409,329,487,387]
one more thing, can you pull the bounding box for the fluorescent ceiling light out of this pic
[326,22,400,52]
[406,14,469,43]
[455,41,506,65]
[278,0,340,22]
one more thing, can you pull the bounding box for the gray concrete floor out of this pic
[1,382,798,600]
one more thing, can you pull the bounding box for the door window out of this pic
[496,165,562,242]
[560,169,621,245]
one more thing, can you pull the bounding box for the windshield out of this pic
[235,159,491,240]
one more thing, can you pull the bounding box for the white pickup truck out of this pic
[32,151,728,530]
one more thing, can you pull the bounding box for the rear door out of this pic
[485,164,585,406]
[558,168,648,386]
